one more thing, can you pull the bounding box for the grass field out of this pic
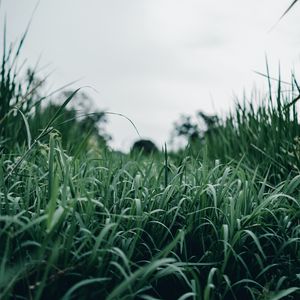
[1,23,300,300]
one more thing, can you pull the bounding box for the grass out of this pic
[1,15,300,300]
[203,70,300,184]
[1,141,300,299]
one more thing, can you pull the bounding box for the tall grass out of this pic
[0,24,39,150]
[0,20,108,155]
[203,71,300,184]
[1,139,300,299]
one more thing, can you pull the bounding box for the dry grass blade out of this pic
[270,0,299,31]
[279,0,298,21]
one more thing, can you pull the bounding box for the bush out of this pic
[131,139,158,155]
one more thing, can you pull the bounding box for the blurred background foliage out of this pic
[0,36,110,154]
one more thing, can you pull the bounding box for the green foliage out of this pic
[172,71,300,184]
[1,139,300,299]
[28,94,109,154]
[0,28,42,149]
[172,111,218,144]
[203,76,300,183]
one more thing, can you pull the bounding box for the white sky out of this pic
[2,0,300,151]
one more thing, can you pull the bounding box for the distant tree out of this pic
[131,139,158,155]
[172,115,200,143]
[171,111,218,145]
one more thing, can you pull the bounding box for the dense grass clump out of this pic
[1,139,300,299]
[203,78,300,183]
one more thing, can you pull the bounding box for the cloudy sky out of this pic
[2,0,300,150]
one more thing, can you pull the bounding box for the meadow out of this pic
[1,20,300,300]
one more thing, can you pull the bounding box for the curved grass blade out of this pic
[62,278,110,300]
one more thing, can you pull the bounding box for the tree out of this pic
[171,111,219,146]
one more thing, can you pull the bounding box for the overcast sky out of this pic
[2,0,300,150]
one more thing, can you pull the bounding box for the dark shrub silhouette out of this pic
[131,139,158,155]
